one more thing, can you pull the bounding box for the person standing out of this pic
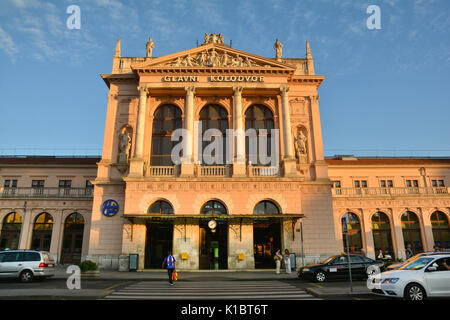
[284,249,291,273]
[274,249,282,274]
[433,245,441,252]
[405,243,414,260]
[162,251,176,285]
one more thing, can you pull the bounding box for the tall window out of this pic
[431,211,450,250]
[199,105,229,165]
[0,212,23,250]
[151,104,182,166]
[3,179,18,195]
[406,179,419,194]
[85,180,94,196]
[332,181,341,195]
[401,211,423,254]
[354,180,367,195]
[148,200,174,214]
[201,200,227,215]
[31,180,45,195]
[372,212,394,258]
[58,180,72,195]
[342,212,362,254]
[245,105,274,165]
[31,213,54,251]
[253,200,280,215]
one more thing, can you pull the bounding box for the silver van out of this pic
[0,250,56,282]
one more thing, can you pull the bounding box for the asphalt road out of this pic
[0,277,389,300]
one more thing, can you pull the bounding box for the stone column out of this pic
[362,209,375,259]
[129,85,148,176]
[421,209,434,252]
[134,85,148,158]
[233,86,246,177]
[280,86,297,176]
[18,207,31,249]
[392,210,406,260]
[180,86,195,176]
[309,95,328,180]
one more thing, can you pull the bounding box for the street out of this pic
[0,274,389,300]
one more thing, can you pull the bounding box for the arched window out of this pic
[253,200,280,215]
[31,212,54,251]
[201,200,227,215]
[401,211,423,254]
[0,212,23,250]
[61,213,85,264]
[342,212,362,254]
[199,105,229,165]
[431,211,450,250]
[245,105,274,165]
[151,104,183,166]
[148,200,174,214]
[372,212,394,258]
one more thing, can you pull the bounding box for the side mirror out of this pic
[427,266,437,272]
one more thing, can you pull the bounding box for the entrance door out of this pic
[199,221,228,270]
[253,220,281,269]
[61,213,85,264]
[145,222,173,269]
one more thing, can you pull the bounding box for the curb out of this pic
[305,287,372,297]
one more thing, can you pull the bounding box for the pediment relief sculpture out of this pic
[164,48,265,68]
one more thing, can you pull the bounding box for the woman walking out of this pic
[274,249,283,274]
[284,249,291,273]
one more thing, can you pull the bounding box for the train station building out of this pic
[1,34,449,270]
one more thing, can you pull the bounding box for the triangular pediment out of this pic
[132,43,295,71]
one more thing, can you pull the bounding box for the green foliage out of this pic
[79,260,98,272]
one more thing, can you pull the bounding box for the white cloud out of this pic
[0,26,19,57]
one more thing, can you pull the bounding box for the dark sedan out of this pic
[297,254,385,282]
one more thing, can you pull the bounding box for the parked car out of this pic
[0,250,56,282]
[298,254,385,282]
[387,251,449,270]
[372,254,450,300]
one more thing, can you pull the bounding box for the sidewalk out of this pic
[56,266,299,281]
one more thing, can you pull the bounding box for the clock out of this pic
[208,219,217,230]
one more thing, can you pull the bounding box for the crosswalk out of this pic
[103,280,320,300]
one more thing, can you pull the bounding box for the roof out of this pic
[325,157,450,166]
[0,156,101,166]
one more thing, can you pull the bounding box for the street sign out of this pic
[341,216,348,234]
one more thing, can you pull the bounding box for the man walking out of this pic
[162,251,176,285]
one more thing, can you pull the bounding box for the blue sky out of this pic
[0,0,449,157]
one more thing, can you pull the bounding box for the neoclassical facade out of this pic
[0,35,449,270]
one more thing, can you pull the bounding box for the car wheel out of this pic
[19,270,34,283]
[404,284,425,301]
[315,271,326,282]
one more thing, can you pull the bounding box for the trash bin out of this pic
[290,253,296,271]
[129,254,138,272]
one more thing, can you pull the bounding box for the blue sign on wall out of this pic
[101,199,119,217]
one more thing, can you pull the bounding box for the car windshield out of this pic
[401,257,434,270]
[321,256,336,264]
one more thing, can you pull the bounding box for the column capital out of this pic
[137,85,148,96]
[280,86,290,95]
[309,95,320,103]
[233,86,243,95]
[185,86,196,95]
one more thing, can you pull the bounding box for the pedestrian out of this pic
[433,245,441,252]
[405,243,413,260]
[274,249,282,274]
[284,249,291,273]
[377,249,384,260]
[162,250,176,285]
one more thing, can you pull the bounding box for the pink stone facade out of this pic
[1,37,449,270]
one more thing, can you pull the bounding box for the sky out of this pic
[0,0,449,157]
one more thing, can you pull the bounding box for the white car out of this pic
[372,254,450,300]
